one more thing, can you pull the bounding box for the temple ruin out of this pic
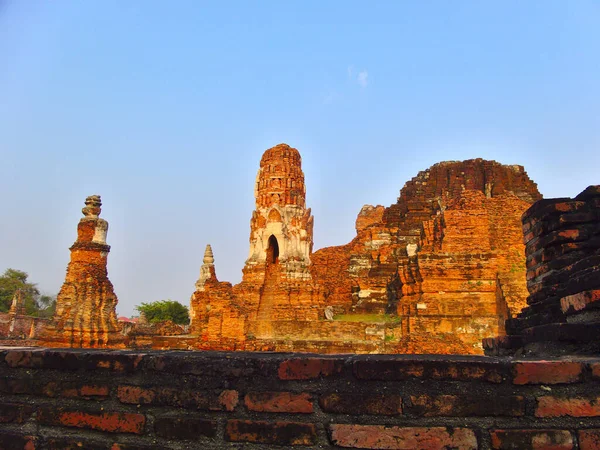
[178,144,544,354]
[39,195,124,348]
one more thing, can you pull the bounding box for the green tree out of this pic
[36,294,57,318]
[0,268,40,314]
[135,300,190,325]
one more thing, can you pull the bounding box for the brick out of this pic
[409,395,524,417]
[117,385,237,411]
[536,396,600,417]
[154,417,217,439]
[0,432,37,450]
[45,438,108,450]
[245,392,313,413]
[561,289,600,313]
[353,360,425,380]
[329,425,477,449]
[38,408,146,434]
[591,363,600,379]
[429,362,505,383]
[225,420,316,446]
[579,429,600,450]
[319,393,402,415]
[490,429,573,449]
[0,403,33,423]
[43,382,109,399]
[513,361,582,385]
[84,353,143,372]
[278,358,343,380]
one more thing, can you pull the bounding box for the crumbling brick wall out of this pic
[1,348,600,449]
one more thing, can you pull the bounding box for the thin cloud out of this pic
[357,70,368,88]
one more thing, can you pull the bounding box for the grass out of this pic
[332,314,401,324]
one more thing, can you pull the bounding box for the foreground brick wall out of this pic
[1,349,600,449]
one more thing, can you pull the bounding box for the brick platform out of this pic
[1,348,600,449]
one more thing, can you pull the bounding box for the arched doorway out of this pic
[266,235,279,265]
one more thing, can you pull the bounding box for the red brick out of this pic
[513,361,582,385]
[117,385,237,411]
[43,382,109,399]
[329,425,477,449]
[278,358,342,380]
[225,420,316,446]
[245,392,313,413]
[409,395,524,417]
[0,403,33,423]
[579,429,600,450]
[0,432,37,450]
[38,408,145,434]
[353,360,425,380]
[536,396,600,417]
[319,393,402,415]
[591,363,600,379]
[218,389,239,411]
[490,429,573,449]
[154,417,217,439]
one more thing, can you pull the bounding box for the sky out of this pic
[1,1,598,317]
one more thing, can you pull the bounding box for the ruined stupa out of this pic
[39,195,123,348]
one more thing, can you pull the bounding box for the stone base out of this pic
[38,327,125,349]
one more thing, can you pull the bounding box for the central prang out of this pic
[244,143,314,281]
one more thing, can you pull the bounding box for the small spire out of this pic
[203,244,214,265]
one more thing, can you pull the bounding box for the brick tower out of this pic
[243,143,314,282]
[40,195,123,348]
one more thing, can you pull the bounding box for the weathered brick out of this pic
[0,432,37,450]
[245,391,313,413]
[225,420,316,446]
[278,358,343,380]
[513,361,582,385]
[319,393,402,415]
[536,396,600,417]
[490,429,573,449]
[409,395,524,417]
[0,378,34,395]
[329,424,477,449]
[44,438,108,450]
[591,363,600,379]
[429,362,505,383]
[0,403,33,423]
[578,429,600,450]
[84,353,143,372]
[43,382,109,399]
[117,385,237,411]
[561,289,600,313]
[353,360,425,380]
[154,417,217,439]
[38,408,146,434]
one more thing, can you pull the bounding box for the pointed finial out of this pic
[203,244,214,265]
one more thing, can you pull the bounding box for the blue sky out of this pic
[1,1,598,316]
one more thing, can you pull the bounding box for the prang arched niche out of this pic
[266,235,279,265]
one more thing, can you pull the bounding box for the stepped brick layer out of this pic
[485,185,600,356]
[1,348,600,449]
[38,195,123,348]
[188,148,541,354]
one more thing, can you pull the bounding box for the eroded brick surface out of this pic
[329,424,477,449]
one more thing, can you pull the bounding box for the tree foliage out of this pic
[135,300,189,325]
[0,268,56,316]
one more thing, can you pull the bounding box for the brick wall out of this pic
[485,185,600,356]
[1,349,600,449]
